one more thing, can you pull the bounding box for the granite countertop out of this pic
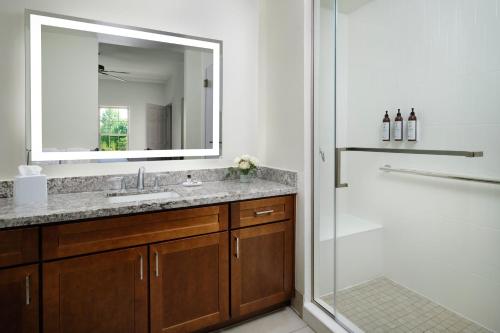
[0,178,297,229]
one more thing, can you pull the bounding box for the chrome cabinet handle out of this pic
[255,209,274,216]
[139,255,144,280]
[25,275,30,305]
[235,237,240,258]
[155,251,159,277]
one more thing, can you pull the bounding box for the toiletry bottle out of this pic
[394,109,403,141]
[407,108,417,141]
[382,111,391,141]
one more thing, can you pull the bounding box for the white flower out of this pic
[233,154,258,171]
[239,160,251,170]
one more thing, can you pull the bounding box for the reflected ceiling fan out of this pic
[98,64,130,82]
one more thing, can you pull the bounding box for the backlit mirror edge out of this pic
[25,9,223,162]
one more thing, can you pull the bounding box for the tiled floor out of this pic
[212,307,314,333]
[322,277,492,333]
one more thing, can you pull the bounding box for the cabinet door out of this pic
[231,221,293,318]
[150,232,229,333]
[0,265,38,333]
[0,228,39,268]
[43,247,148,333]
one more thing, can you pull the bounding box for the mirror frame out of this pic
[26,10,222,162]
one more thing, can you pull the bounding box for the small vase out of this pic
[239,173,251,183]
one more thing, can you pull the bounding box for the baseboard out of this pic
[291,289,304,317]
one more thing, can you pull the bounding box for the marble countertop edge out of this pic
[0,179,297,229]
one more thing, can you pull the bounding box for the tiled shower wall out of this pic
[336,0,500,331]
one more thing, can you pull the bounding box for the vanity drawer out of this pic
[230,195,294,229]
[42,205,228,260]
[0,227,39,268]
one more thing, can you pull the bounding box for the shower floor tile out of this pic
[321,277,492,333]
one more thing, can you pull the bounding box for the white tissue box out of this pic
[14,175,48,206]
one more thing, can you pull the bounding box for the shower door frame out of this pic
[310,0,361,331]
[311,0,351,330]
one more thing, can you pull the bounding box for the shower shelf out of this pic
[380,165,500,185]
[335,147,485,188]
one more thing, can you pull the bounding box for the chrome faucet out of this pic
[137,167,145,191]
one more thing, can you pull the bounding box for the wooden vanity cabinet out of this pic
[0,264,39,333]
[0,194,294,333]
[150,232,229,333]
[230,220,294,318]
[43,247,148,333]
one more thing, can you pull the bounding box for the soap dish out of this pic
[182,181,202,187]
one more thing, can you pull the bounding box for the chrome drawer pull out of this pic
[25,275,30,305]
[139,255,144,280]
[155,251,159,277]
[255,209,274,216]
[235,237,240,259]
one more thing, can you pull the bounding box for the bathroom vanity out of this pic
[0,173,296,333]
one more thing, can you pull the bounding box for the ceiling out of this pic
[98,37,185,84]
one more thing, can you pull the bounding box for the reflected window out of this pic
[98,107,129,151]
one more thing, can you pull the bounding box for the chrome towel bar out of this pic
[335,147,485,188]
[380,165,500,185]
[337,147,483,158]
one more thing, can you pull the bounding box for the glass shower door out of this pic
[313,0,500,332]
[313,0,337,317]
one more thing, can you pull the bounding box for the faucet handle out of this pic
[137,166,146,191]
[121,177,127,192]
[153,174,160,190]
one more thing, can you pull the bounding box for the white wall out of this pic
[0,0,260,178]
[99,79,168,150]
[42,27,98,150]
[258,0,308,297]
[301,0,313,306]
[338,0,500,330]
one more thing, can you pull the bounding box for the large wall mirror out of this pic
[26,11,222,162]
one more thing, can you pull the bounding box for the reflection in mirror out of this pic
[41,26,214,154]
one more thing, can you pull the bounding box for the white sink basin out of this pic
[108,191,180,204]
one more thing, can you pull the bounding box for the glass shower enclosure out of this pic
[312,0,500,332]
